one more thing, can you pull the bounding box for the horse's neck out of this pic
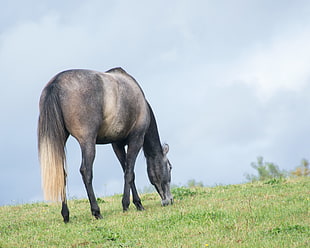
[143,105,163,159]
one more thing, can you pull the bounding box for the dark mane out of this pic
[143,102,163,158]
[105,67,127,74]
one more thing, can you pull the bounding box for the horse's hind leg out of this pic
[61,152,70,223]
[61,199,69,223]
[79,141,102,219]
[112,143,144,211]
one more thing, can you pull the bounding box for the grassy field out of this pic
[0,177,309,247]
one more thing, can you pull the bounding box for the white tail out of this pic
[38,82,67,202]
[39,136,66,201]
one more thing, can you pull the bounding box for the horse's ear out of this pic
[162,143,169,155]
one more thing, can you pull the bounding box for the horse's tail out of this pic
[38,81,67,202]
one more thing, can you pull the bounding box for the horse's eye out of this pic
[168,160,172,170]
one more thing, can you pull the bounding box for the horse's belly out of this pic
[96,118,132,144]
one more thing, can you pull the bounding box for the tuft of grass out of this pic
[171,186,199,200]
[0,177,309,247]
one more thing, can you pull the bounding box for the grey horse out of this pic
[38,67,173,222]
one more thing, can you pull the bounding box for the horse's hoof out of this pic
[93,210,103,219]
[134,202,145,211]
[63,217,70,223]
[95,214,103,219]
[137,205,145,211]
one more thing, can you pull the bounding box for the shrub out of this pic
[291,159,310,177]
[245,156,287,182]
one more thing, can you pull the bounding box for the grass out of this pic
[0,177,309,247]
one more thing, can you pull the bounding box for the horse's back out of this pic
[48,68,150,143]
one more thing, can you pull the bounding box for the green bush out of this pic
[245,156,287,182]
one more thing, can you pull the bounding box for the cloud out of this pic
[154,16,310,184]
[225,23,310,101]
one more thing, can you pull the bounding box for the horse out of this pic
[38,67,173,222]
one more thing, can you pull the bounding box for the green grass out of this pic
[0,177,309,247]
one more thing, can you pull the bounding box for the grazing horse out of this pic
[38,67,173,222]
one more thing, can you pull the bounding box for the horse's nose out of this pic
[161,199,170,206]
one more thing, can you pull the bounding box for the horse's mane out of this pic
[143,102,163,159]
[105,67,127,74]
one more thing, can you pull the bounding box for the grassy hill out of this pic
[0,177,309,247]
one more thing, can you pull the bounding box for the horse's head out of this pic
[147,143,173,206]
[161,143,173,205]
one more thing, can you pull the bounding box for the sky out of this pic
[1,0,310,206]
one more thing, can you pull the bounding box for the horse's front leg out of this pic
[112,143,144,211]
[131,183,145,211]
[80,142,102,219]
[121,140,144,212]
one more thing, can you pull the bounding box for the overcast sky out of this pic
[1,0,310,206]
